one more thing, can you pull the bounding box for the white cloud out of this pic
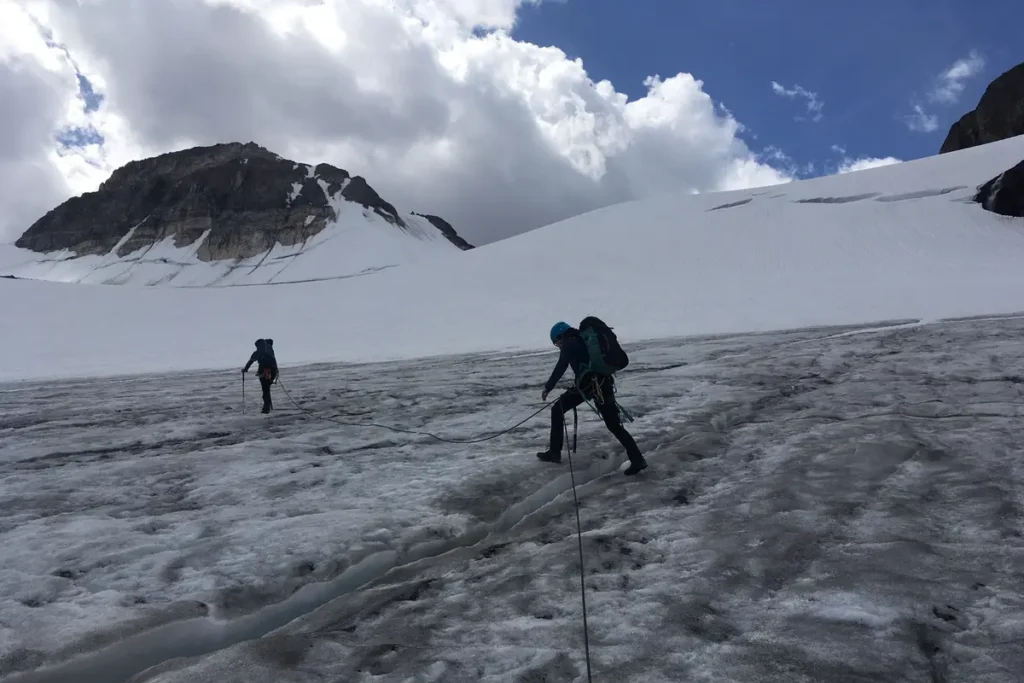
[0,0,791,245]
[770,81,824,122]
[904,104,939,133]
[837,156,902,174]
[827,143,902,175]
[902,50,985,136]
[755,145,816,178]
[0,0,81,244]
[928,50,985,105]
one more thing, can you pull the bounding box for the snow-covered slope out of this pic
[0,192,464,287]
[3,137,1024,382]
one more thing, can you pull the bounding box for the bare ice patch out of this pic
[3,316,1024,681]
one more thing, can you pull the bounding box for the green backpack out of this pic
[578,316,629,377]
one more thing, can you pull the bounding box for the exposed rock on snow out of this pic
[412,212,474,250]
[940,61,1024,154]
[975,159,1024,218]
[14,142,473,261]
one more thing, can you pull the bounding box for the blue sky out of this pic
[513,0,1022,176]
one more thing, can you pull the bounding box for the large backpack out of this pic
[578,316,629,377]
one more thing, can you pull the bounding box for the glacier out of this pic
[0,137,1023,682]
[2,318,1023,683]
[2,136,1024,383]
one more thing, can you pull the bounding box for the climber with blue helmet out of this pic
[538,319,647,476]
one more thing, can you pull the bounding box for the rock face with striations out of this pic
[974,159,1024,218]
[940,61,1024,154]
[15,142,473,260]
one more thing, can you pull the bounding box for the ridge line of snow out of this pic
[181,264,399,287]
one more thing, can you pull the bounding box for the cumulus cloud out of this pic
[826,144,901,175]
[0,0,81,242]
[0,0,792,245]
[770,81,824,122]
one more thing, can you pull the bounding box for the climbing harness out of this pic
[564,406,593,683]
[590,376,605,405]
[574,373,635,425]
[276,377,556,445]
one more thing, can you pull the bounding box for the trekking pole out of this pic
[241,372,245,415]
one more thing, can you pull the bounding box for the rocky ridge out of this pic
[941,61,1024,154]
[946,61,1024,220]
[975,159,1024,218]
[14,142,473,261]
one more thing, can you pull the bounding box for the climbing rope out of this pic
[273,373,603,680]
[574,373,635,425]
[564,406,593,683]
[274,376,556,445]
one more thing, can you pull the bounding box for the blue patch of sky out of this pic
[513,0,1023,177]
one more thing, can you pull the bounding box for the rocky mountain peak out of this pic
[15,142,472,262]
[940,61,1024,154]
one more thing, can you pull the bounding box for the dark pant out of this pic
[550,376,642,463]
[259,377,273,412]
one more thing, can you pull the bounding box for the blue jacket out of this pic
[544,330,590,393]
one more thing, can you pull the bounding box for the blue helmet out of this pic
[550,321,571,343]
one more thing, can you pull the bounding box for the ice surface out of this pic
[2,316,1024,682]
[2,137,1024,382]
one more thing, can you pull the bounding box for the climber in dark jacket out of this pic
[538,322,647,475]
[243,338,278,413]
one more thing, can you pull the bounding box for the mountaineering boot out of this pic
[537,450,562,464]
[623,455,648,476]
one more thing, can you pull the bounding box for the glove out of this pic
[541,389,549,401]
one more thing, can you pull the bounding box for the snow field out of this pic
[3,316,1024,682]
[3,136,1024,383]
[0,336,709,679]
[0,199,460,287]
[140,315,1024,683]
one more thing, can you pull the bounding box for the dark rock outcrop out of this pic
[940,62,1024,154]
[15,142,471,260]
[412,213,474,250]
[975,159,1024,218]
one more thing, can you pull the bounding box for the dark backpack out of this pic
[578,316,629,377]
